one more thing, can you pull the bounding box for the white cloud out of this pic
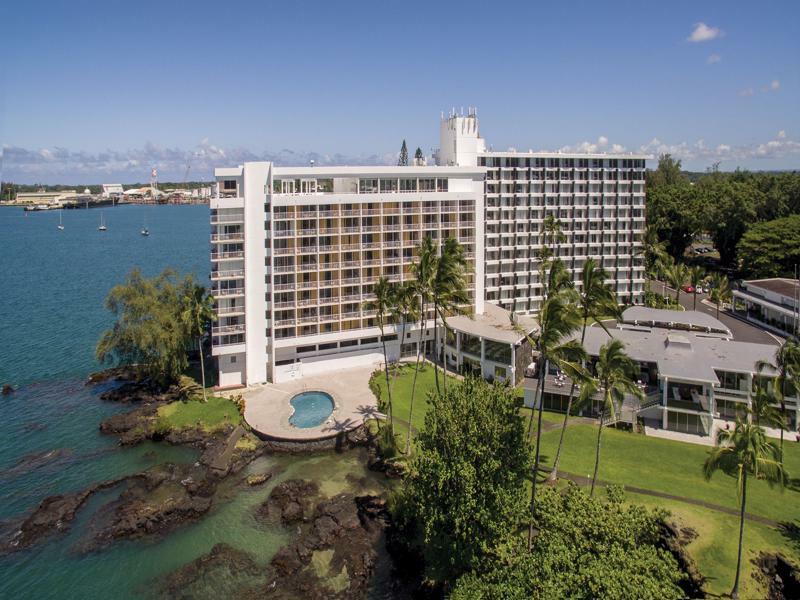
[688,22,723,43]
[738,87,755,97]
[637,130,800,163]
[762,79,781,92]
[706,53,721,64]
[778,130,787,139]
[558,136,616,154]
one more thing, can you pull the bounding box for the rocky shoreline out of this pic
[1,368,402,599]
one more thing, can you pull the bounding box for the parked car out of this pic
[681,284,695,293]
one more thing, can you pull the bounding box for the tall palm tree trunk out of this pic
[380,324,393,434]
[527,357,548,550]
[433,301,441,396]
[590,408,605,496]
[732,469,747,599]
[198,335,208,403]
[406,300,426,454]
[547,324,588,482]
[692,291,697,311]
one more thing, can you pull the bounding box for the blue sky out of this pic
[2,0,798,183]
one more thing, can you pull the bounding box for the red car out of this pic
[681,284,695,293]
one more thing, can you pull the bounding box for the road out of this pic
[653,281,780,346]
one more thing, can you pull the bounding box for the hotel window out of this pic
[436,178,449,192]
[380,178,398,193]
[359,179,379,193]
[399,178,417,192]
[419,178,435,192]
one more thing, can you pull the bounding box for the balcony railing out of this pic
[213,287,245,297]
[211,269,244,280]
[211,251,244,260]
[210,233,244,242]
[212,324,246,334]
[216,305,245,315]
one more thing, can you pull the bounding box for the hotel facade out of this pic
[210,111,647,387]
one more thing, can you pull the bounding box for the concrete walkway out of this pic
[242,365,380,441]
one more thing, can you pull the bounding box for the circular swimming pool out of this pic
[288,391,335,428]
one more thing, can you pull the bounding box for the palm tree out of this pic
[408,236,437,443]
[687,265,706,311]
[703,417,787,599]
[664,261,688,305]
[364,277,396,437]
[514,288,585,549]
[636,225,667,294]
[547,259,620,483]
[391,282,420,454]
[432,237,469,396]
[181,283,216,402]
[756,339,800,459]
[656,254,674,300]
[577,339,644,496]
[751,381,785,431]
[708,272,731,321]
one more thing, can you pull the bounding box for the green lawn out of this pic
[625,491,794,599]
[533,419,800,524]
[156,396,241,432]
[374,363,455,441]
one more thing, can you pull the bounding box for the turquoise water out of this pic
[0,205,389,598]
[289,391,335,428]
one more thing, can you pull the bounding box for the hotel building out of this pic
[210,111,647,387]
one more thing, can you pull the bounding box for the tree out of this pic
[577,339,644,496]
[391,282,420,453]
[451,485,687,600]
[646,154,687,189]
[646,185,700,260]
[687,265,706,311]
[414,147,424,164]
[515,285,585,548]
[737,215,800,279]
[703,417,787,599]
[408,236,437,449]
[398,377,530,584]
[432,237,469,396]
[750,381,785,431]
[180,283,216,402]
[548,259,620,483]
[636,225,667,294]
[708,272,731,320]
[698,180,758,267]
[364,277,396,439]
[663,261,688,305]
[96,269,198,387]
[398,140,409,166]
[756,339,800,460]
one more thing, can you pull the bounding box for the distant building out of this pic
[733,278,800,337]
[101,184,124,198]
[14,190,78,205]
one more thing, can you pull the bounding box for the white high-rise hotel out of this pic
[210,111,647,387]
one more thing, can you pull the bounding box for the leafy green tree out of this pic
[96,268,197,387]
[646,184,700,260]
[414,147,424,164]
[364,276,396,438]
[451,485,687,600]
[180,283,216,402]
[398,377,530,584]
[548,259,619,483]
[687,265,706,310]
[515,285,585,548]
[698,180,758,267]
[577,339,644,495]
[398,139,408,166]
[636,225,668,294]
[756,339,800,459]
[737,215,800,279]
[708,272,731,320]
[646,154,687,188]
[703,417,787,600]
[751,381,785,431]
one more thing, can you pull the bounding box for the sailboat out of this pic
[57,210,64,230]
[140,212,149,236]
[98,212,107,231]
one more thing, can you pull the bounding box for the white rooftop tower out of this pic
[437,108,486,167]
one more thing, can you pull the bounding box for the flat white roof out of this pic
[622,307,731,335]
[448,303,538,345]
[272,165,486,177]
[579,326,778,384]
[479,150,650,160]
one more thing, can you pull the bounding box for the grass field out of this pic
[378,365,800,594]
[156,396,241,432]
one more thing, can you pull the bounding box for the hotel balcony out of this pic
[210,269,244,280]
[212,287,245,298]
[211,250,245,261]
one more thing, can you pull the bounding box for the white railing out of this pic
[213,287,245,297]
[212,324,245,334]
[211,251,244,260]
[211,269,244,280]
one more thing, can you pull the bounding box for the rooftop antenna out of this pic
[309,159,315,168]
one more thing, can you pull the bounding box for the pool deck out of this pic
[241,365,381,441]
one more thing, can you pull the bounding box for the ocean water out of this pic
[0,205,388,598]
